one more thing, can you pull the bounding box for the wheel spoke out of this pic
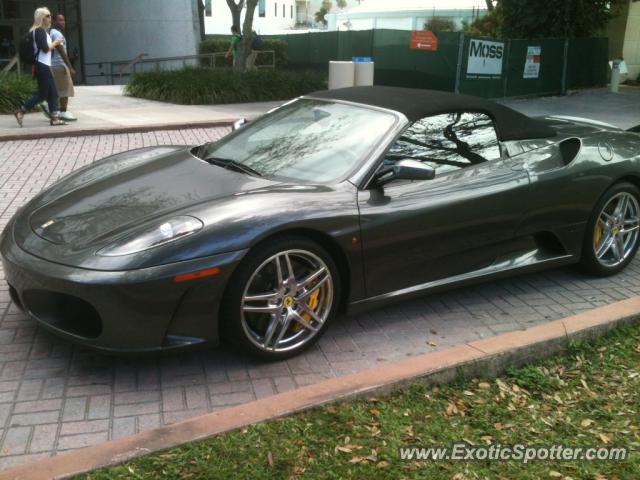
[597,218,610,234]
[621,217,640,234]
[274,256,283,286]
[290,311,319,332]
[298,274,329,300]
[272,317,292,349]
[297,266,327,290]
[244,291,279,302]
[262,316,281,350]
[614,195,629,218]
[300,302,327,326]
[243,304,280,314]
[284,253,296,281]
[609,235,623,261]
[615,234,626,261]
[600,211,615,223]
[595,234,614,259]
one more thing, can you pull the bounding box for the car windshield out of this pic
[199,99,397,182]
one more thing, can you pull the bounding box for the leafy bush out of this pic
[199,38,288,68]
[125,68,326,105]
[0,73,36,113]
[424,17,456,32]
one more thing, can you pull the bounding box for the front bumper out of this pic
[1,227,247,354]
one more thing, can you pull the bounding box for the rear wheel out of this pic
[580,182,640,276]
[222,236,340,360]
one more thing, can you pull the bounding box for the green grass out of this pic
[124,68,327,105]
[78,324,640,479]
[0,73,36,113]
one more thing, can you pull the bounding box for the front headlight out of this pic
[97,216,204,257]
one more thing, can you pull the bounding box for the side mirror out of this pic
[373,159,436,186]
[232,118,247,131]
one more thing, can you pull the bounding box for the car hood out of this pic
[23,146,278,249]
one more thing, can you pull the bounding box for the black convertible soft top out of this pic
[308,86,556,142]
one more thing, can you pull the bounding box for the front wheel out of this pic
[222,236,340,360]
[580,182,640,276]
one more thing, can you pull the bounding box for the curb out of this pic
[3,297,640,480]
[0,120,235,142]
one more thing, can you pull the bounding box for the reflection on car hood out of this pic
[27,146,278,248]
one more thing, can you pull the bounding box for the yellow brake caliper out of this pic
[293,289,320,332]
[594,221,603,249]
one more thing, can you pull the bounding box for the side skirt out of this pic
[348,249,576,314]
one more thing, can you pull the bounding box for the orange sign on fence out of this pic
[410,31,438,51]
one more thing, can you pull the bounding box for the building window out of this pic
[274,2,277,16]
[291,4,293,18]
[282,3,285,17]
[259,0,266,17]
[204,0,212,17]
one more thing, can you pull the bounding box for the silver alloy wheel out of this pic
[240,249,334,353]
[593,192,640,268]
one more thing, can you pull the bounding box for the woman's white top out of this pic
[33,29,52,66]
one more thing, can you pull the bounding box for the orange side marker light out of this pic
[174,267,220,283]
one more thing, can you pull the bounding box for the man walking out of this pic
[225,25,242,67]
[44,13,76,121]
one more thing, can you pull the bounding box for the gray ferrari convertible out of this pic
[2,86,640,359]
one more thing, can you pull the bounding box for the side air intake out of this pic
[559,137,581,166]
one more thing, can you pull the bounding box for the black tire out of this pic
[580,182,640,276]
[221,235,340,360]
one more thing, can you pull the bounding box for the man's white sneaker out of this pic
[59,111,77,121]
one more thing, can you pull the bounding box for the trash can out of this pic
[328,61,355,89]
[353,57,374,87]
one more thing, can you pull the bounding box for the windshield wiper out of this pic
[203,156,263,177]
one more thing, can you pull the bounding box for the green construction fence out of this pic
[263,30,608,98]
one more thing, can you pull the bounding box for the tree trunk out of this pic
[225,0,244,31]
[196,0,205,41]
[485,0,494,11]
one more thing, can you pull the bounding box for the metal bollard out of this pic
[610,59,621,93]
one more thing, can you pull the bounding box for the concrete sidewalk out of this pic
[0,86,281,141]
[1,85,639,143]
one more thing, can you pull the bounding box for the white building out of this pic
[326,0,487,31]
[204,0,298,35]
[296,0,362,27]
[203,0,364,34]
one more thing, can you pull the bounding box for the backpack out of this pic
[251,33,263,51]
[19,30,38,65]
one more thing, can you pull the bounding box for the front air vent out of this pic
[559,137,581,166]
[22,290,102,339]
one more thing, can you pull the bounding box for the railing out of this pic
[117,52,147,84]
[84,50,276,85]
[0,54,21,76]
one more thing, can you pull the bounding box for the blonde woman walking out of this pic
[14,7,65,127]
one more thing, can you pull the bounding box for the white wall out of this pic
[205,0,297,35]
[328,7,485,31]
[80,0,201,84]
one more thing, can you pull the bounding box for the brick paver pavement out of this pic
[2,128,640,469]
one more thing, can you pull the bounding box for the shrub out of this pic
[199,38,288,69]
[0,73,36,113]
[125,68,326,105]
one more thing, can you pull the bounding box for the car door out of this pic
[357,111,531,298]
